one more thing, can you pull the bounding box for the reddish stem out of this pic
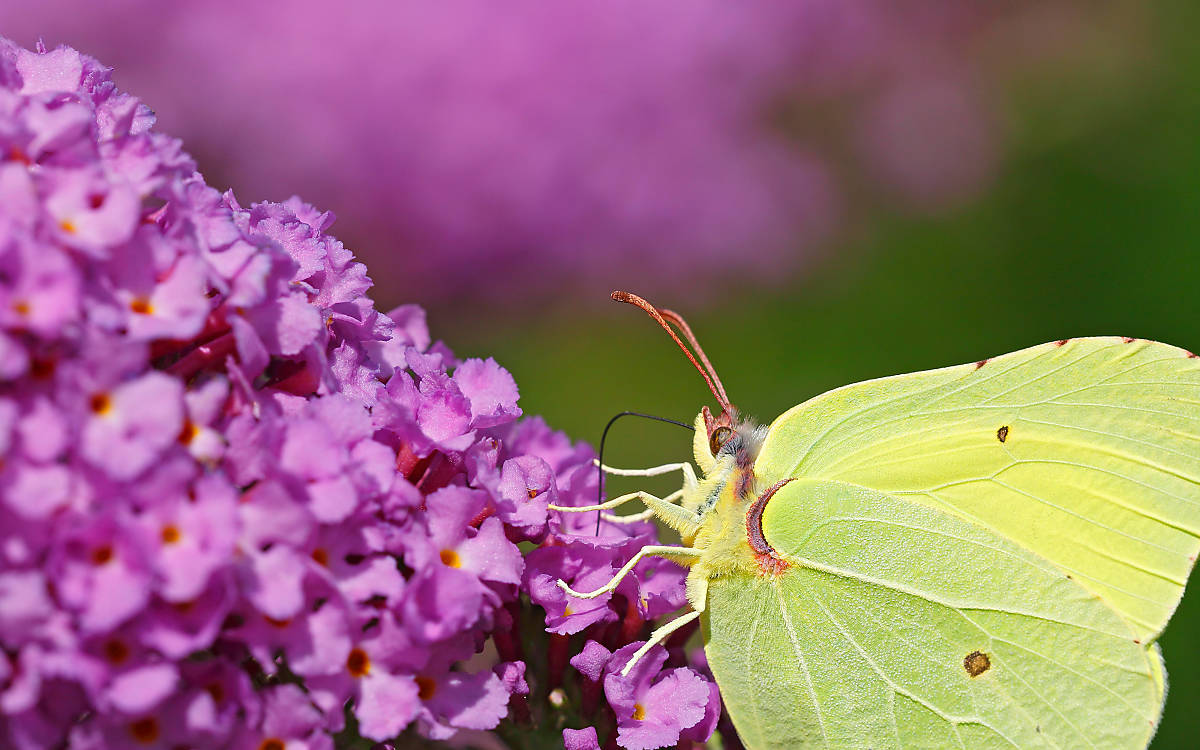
[270,362,320,396]
[619,595,644,645]
[150,309,229,360]
[579,662,602,717]
[507,694,532,725]
[416,451,464,493]
[493,603,524,664]
[396,443,430,483]
[547,633,570,692]
[165,332,237,380]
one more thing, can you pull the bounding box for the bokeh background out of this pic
[5,0,1199,746]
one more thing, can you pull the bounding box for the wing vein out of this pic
[772,580,830,748]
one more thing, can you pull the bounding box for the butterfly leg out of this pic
[597,459,700,488]
[594,460,701,512]
[556,544,702,599]
[619,609,702,677]
[549,490,702,536]
[596,489,684,524]
[593,459,693,478]
[547,490,657,514]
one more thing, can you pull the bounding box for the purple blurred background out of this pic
[0,1,1116,308]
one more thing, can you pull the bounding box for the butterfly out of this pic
[554,291,1200,749]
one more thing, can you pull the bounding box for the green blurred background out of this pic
[437,2,1200,746]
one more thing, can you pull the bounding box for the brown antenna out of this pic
[657,307,729,407]
[611,291,731,410]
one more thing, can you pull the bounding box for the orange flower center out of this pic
[89,392,113,415]
[128,717,160,744]
[178,420,198,445]
[346,648,370,678]
[415,675,436,700]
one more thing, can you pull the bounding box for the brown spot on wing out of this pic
[963,651,991,677]
[974,359,988,370]
[1188,351,1198,359]
[1123,337,1136,343]
[996,425,1009,443]
[1056,339,1069,347]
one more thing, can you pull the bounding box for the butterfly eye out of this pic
[709,426,733,456]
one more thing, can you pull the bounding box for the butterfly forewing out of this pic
[753,337,1200,642]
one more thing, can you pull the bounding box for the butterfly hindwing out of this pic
[703,478,1161,749]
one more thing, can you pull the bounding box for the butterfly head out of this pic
[692,404,765,478]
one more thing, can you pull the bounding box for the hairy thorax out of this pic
[684,418,779,604]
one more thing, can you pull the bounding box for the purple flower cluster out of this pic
[0,38,717,749]
[0,1,1096,303]
[518,438,718,748]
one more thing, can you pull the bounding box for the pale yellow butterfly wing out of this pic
[753,337,1200,644]
[704,478,1162,749]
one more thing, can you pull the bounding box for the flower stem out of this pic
[165,331,236,379]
